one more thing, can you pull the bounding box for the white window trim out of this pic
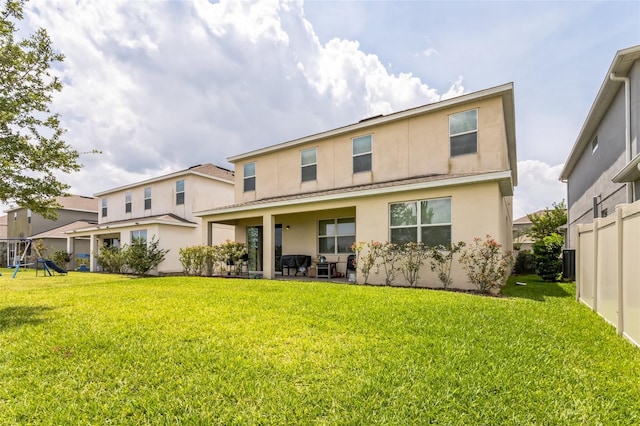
[318,217,356,254]
[244,162,256,192]
[389,197,452,245]
[144,187,152,210]
[176,180,185,205]
[449,109,478,157]
[352,134,372,173]
[301,148,317,182]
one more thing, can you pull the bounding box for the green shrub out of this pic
[124,236,169,276]
[460,235,513,293]
[429,242,466,289]
[514,249,536,275]
[398,242,430,287]
[533,233,563,282]
[96,244,126,273]
[51,250,71,269]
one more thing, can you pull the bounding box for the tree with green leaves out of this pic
[527,201,567,281]
[527,200,567,241]
[1,0,81,219]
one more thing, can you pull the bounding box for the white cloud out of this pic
[16,0,459,206]
[513,160,566,220]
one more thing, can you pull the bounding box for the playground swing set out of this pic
[1,239,67,278]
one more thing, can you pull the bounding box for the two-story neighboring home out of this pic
[68,164,235,275]
[5,194,98,240]
[560,45,640,248]
[195,83,517,288]
[3,195,98,263]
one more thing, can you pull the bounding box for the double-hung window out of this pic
[449,109,478,156]
[125,192,132,213]
[353,135,372,173]
[131,229,147,243]
[176,179,185,205]
[389,198,451,246]
[244,162,256,192]
[144,187,152,210]
[301,148,317,182]
[27,209,31,224]
[318,218,356,254]
[101,198,108,217]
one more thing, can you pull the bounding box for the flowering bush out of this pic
[378,242,401,286]
[429,241,466,289]
[351,241,382,284]
[398,242,430,287]
[459,235,513,293]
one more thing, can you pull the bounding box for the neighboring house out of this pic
[2,195,98,265]
[560,45,640,248]
[195,83,517,289]
[513,213,535,252]
[5,194,98,240]
[0,215,7,239]
[30,220,96,263]
[0,215,7,266]
[67,164,235,275]
[512,209,567,252]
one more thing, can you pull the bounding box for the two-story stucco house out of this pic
[560,45,640,248]
[3,195,98,263]
[195,83,517,288]
[68,163,235,275]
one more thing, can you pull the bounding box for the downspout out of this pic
[609,73,632,202]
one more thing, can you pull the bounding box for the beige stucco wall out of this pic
[203,180,511,289]
[234,97,510,203]
[98,174,234,224]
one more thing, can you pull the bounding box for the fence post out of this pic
[575,227,581,302]
[592,220,599,313]
[617,205,624,336]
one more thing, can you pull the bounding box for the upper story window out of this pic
[101,198,108,217]
[591,136,598,154]
[176,179,185,205]
[353,135,372,173]
[301,148,317,182]
[449,109,478,157]
[244,162,256,192]
[125,192,132,213]
[144,187,152,210]
[27,209,31,224]
[389,197,451,247]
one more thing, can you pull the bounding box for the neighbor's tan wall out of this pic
[576,200,640,348]
[99,176,234,224]
[234,97,510,203]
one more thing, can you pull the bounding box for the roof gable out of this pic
[561,45,640,180]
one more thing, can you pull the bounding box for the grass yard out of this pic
[1,270,639,424]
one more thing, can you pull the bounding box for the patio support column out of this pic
[262,213,275,279]
[89,236,97,272]
[66,237,75,269]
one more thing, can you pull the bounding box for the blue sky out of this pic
[7,0,640,219]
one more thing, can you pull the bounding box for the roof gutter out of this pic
[609,72,632,202]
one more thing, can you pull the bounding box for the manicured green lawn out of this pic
[1,270,639,424]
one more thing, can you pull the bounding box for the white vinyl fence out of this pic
[576,200,640,348]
